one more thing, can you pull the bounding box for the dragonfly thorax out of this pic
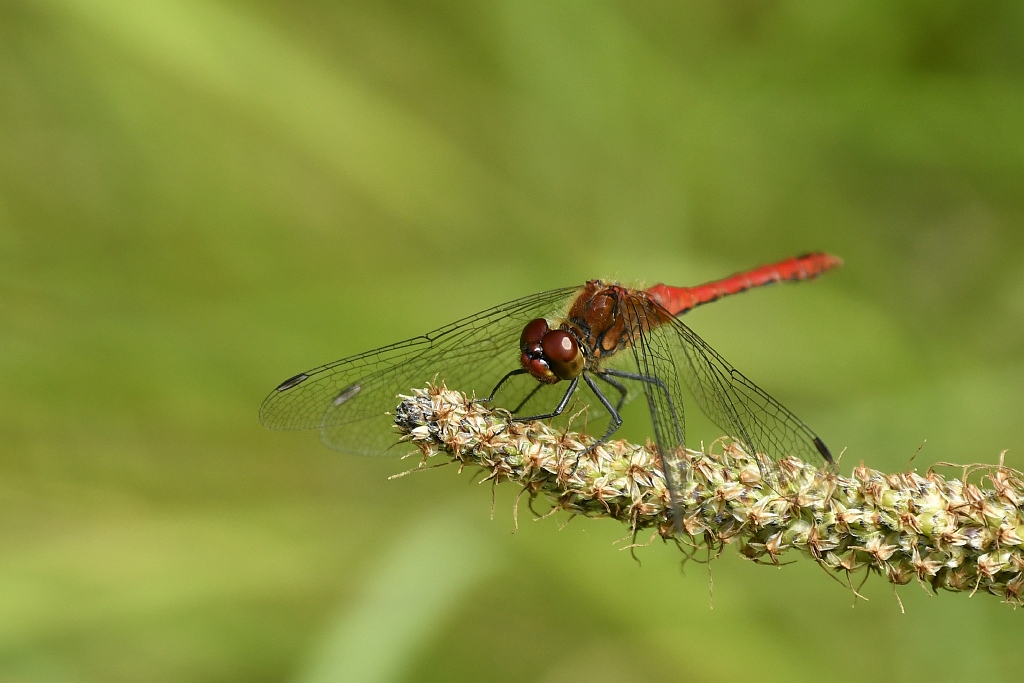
[519,318,584,383]
[562,280,651,361]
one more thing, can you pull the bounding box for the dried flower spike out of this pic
[393,384,1024,607]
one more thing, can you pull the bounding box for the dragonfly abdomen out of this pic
[646,252,842,317]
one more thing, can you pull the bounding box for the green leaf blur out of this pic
[2,1,1023,681]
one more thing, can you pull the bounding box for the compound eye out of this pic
[520,318,549,351]
[541,330,583,380]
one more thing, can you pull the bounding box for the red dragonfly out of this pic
[261,253,840,508]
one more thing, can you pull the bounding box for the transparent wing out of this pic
[622,298,689,520]
[260,286,580,455]
[618,294,832,525]
[658,314,832,468]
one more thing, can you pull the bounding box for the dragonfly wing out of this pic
[260,286,580,455]
[622,298,689,523]
[658,314,832,468]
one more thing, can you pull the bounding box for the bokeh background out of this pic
[3,1,1024,681]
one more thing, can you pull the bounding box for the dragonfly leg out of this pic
[561,373,625,475]
[509,376,579,422]
[475,368,528,404]
[582,374,623,446]
[599,368,683,444]
[601,367,665,388]
[592,372,628,413]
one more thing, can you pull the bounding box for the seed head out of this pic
[394,384,1024,607]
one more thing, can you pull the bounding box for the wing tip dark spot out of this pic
[275,373,309,392]
[813,436,833,464]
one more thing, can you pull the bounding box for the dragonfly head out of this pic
[520,318,584,383]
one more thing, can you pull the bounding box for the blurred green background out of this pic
[2,1,1024,681]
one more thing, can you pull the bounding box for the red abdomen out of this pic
[646,252,842,317]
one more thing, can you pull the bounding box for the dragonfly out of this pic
[261,253,840,515]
